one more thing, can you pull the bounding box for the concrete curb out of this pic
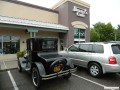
[0,67,18,72]
[0,59,17,62]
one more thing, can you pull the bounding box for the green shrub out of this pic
[17,50,26,58]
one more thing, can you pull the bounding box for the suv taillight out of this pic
[108,56,117,64]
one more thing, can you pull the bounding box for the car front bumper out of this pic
[41,67,77,80]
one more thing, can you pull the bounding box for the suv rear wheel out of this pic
[88,63,103,77]
[32,67,42,89]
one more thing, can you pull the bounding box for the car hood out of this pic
[37,52,62,59]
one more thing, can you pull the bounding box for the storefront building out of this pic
[0,0,90,60]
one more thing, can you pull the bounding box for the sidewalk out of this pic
[0,60,18,71]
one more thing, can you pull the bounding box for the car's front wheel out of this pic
[32,67,42,89]
[88,63,103,77]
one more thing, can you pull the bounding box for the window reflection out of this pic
[0,36,20,54]
[74,28,85,39]
[74,28,86,43]
[80,29,85,38]
[0,36,2,54]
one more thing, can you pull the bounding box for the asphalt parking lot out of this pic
[0,66,120,90]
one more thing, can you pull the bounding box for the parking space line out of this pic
[8,71,19,90]
[72,73,106,88]
[3,61,19,90]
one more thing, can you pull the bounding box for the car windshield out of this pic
[112,45,120,54]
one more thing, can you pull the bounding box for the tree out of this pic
[90,22,115,42]
[116,25,120,40]
[90,28,99,42]
[104,23,115,41]
[117,25,120,30]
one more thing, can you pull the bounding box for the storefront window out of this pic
[74,28,86,43]
[80,29,85,38]
[0,36,20,54]
[0,36,2,54]
[74,28,79,39]
[74,28,85,39]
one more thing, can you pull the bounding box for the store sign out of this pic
[73,6,88,17]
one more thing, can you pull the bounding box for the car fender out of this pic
[34,62,46,76]
[18,57,27,65]
[66,58,74,68]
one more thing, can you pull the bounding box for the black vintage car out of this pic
[18,37,77,88]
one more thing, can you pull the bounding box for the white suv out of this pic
[59,42,120,77]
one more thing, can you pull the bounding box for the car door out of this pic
[73,44,92,68]
[26,40,33,69]
[91,44,104,64]
[65,44,80,63]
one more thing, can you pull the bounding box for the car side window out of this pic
[79,44,89,52]
[93,45,104,53]
[68,44,79,52]
[88,45,93,52]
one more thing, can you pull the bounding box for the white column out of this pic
[2,36,3,54]
[27,29,38,38]
[30,32,33,38]
[34,32,36,37]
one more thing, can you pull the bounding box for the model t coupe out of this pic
[17,37,77,88]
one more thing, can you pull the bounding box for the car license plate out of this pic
[54,66,61,72]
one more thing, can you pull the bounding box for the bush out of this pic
[17,50,26,58]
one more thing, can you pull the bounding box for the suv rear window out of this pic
[112,45,120,54]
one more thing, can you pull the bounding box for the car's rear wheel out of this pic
[32,67,42,89]
[88,63,103,77]
[63,73,71,79]
[18,61,22,72]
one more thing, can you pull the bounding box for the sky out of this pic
[18,0,120,28]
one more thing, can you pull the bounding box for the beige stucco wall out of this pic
[0,1,58,23]
[37,31,58,37]
[0,28,29,60]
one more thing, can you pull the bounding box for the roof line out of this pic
[2,0,59,13]
[0,15,69,31]
[52,0,90,9]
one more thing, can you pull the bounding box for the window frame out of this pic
[79,44,91,52]
[92,44,104,53]
[0,35,20,55]
[68,44,80,52]
[111,44,120,54]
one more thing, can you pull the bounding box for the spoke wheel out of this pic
[88,63,102,77]
[90,65,99,76]
[32,67,41,89]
